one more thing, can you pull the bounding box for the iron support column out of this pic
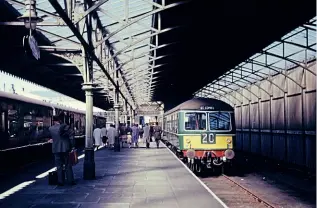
[130,106,134,124]
[160,109,164,128]
[132,110,135,124]
[82,49,95,180]
[123,100,127,124]
[114,63,120,151]
[114,102,120,152]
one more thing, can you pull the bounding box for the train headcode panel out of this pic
[200,106,215,110]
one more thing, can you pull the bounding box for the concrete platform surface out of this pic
[0,142,226,208]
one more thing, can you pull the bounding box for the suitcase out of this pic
[69,149,78,166]
[48,170,58,185]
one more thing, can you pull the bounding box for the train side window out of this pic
[1,112,5,132]
[7,104,20,139]
[184,112,206,130]
[209,112,231,131]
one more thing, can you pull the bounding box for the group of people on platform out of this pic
[93,122,162,149]
[41,115,163,187]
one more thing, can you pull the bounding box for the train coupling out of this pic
[204,149,235,162]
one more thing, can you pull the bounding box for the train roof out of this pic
[164,97,234,115]
[0,91,105,117]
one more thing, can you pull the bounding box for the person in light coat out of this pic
[131,124,139,148]
[100,125,107,147]
[106,124,117,148]
[93,125,102,150]
[143,123,151,148]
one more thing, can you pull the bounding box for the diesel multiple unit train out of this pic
[0,91,106,150]
[162,98,236,173]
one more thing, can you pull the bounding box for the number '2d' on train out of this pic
[162,97,236,173]
[0,91,106,150]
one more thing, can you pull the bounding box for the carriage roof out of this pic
[164,97,233,115]
[0,91,105,116]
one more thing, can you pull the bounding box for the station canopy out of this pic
[194,17,316,106]
[5,0,185,109]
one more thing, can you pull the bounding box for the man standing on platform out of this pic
[131,124,139,148]
[48,115,75,186]
[100,124,108,147]
[143,123,151,148]
[106,124,117,148]
[153,122,162,148]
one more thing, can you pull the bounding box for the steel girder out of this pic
[48,0,136,108]
[4,0,185,109]
[194,17,316,106]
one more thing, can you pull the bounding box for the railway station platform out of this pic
[0,142,226,208]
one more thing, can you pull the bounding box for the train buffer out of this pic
[0,142,227,208]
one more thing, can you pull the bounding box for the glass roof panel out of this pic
[252,54,266,64]
[267,42,283,57]
[284,42,304,57]
[195,16,316,98]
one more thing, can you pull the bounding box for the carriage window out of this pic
[184,112,206,130]
[8,104,20,139]
[209,112,231,131]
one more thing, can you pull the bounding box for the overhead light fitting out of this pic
[17,0,43,30]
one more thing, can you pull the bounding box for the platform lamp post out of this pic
[130,106,134,125]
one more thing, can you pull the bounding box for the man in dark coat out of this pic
[47,116,75,186]
[153,122,162,148]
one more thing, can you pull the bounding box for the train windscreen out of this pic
[184,112,207,130]
[209,112,231,131]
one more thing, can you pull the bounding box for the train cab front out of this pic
[182,134,235,170]
[201,135,235,168]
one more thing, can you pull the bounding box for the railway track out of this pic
[200,174,276,208]
[163,141,315,207]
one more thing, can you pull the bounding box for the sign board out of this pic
[136,102,164,116]
[29,35,40,60]
[23,35,40,60]
[136,111,160,115]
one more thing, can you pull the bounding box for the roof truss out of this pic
[3,0,186,109]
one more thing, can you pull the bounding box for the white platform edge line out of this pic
[162,142,229,208]
[0,146,106,200]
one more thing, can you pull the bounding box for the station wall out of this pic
[232,61,316,170]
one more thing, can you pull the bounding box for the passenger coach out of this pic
[162,98,236,173]
[0,91,106,150]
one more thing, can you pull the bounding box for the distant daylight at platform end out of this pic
[0,0,316,207]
